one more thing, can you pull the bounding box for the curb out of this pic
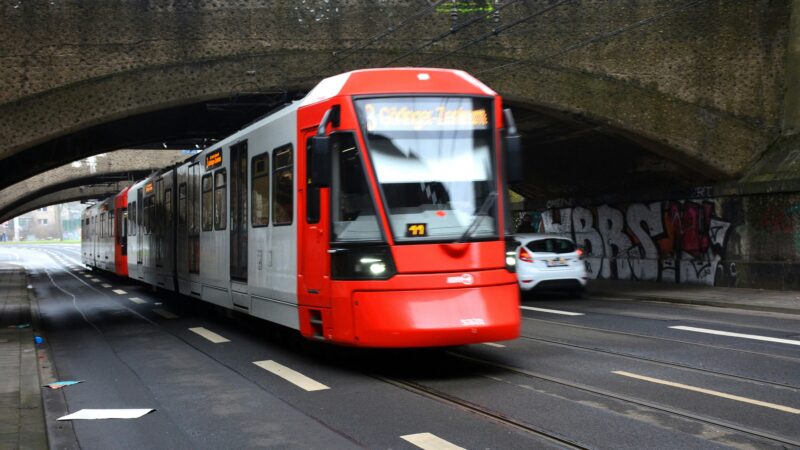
[588,291,800,317]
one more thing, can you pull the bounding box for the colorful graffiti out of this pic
[537,201,733,285]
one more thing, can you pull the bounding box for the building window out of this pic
[37,218,48,225]
[251,153,269,227]
[214,170,227,230]
[272,145,293,226]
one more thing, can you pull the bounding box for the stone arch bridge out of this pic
[1,0,797,214]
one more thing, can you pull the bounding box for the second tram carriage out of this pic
[83,68,523,347]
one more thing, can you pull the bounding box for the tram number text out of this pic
[460,318,485,326]
[406,223,428,237]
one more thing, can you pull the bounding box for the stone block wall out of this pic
[523,191,800,290]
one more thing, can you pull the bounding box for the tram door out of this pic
[230,141,250,308]
[137,188,143,265]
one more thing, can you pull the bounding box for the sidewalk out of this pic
[0,263,47,450]
[587,279,800,316]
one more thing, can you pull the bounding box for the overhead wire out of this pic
[475,0,707,75]
[382,0,525,67]
[420,0,573,67]
[303,0,448,80]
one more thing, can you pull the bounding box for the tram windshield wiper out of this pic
[458,191,498,243]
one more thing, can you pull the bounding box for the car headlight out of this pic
[331,245,397,280]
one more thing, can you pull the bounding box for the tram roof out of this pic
[300,68,497,107]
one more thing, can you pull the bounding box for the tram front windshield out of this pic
[355,96,497,243]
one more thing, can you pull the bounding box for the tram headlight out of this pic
[505,236,519,273]
[331,245,396,280]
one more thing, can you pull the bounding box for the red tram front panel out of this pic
[113,187,129,277]
[296,69,520,347]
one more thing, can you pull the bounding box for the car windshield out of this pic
[526,238,576,254]
[355,96,497,243]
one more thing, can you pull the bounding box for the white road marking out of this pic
[520,306,584,316]
[90,278,100,282]
[128,297,147,304]
[101,283,112,288]
[400,433,465,450]
[613,371,800,414]
[83,274,91,277]
[189,327,230,344]
[483,342,506,348]
[670,326,800,347]
[252,360,330,391]
[152,309,178,319]
[112,289,127,295]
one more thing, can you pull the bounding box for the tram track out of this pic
[374,374,590,450]
[443,350,800,449]
[523,316,800,364]
[518,334,800,392]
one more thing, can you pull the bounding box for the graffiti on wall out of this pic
[537,201,733,285]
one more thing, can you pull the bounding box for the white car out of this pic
[514,233,587,296]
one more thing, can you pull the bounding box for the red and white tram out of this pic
[82,68,523,347]
[82,187,129,277]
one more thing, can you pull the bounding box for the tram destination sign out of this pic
[205,149,223,170]
[361,98,490,132]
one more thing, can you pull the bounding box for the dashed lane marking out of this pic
[482,342,506,348]
[613,371,800,414]
[152,309,178,319]
[90,278,101,282]
[400,433,465,450]
[252,360,330,392]
[129,297,147,304]
[112,289,127,295]
[670,326,800,347]
[520,306,584,316]
[101,283,112,288]
[189,327,230,344]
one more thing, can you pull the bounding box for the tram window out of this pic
[331,133,383,242]
[129,202,136,236]
[190,164,199,234]
[251,153,269,227]
[202,173,213,231]
[214,170,227,230]
[165,188,172,224]
[272,145,293,226]
[143,197,151,234]
[109,209,114,237]
[178,183,187,225]
[306,140,320,224]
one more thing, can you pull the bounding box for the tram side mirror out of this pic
[308,136,331,188]
[503,108,524,185]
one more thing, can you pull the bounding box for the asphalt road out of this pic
[4,243,800,450]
